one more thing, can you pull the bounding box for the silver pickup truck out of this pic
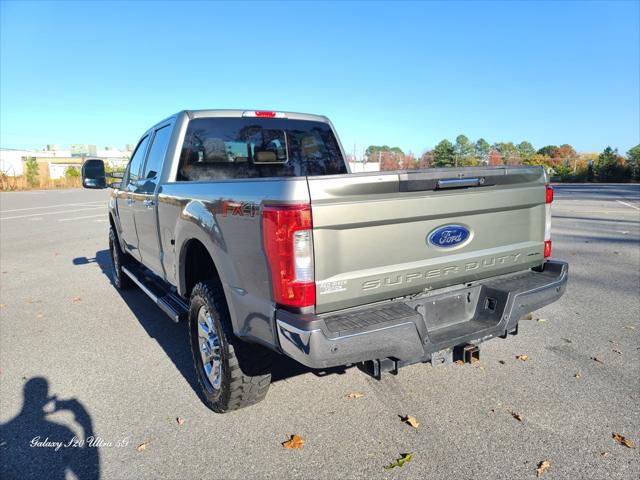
[82,109,568,413]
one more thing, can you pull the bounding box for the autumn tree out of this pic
[495,142,519,165]
[487,149,502,166]
[365,145,404,163]
[419,150,433,168]
[554,144,577,159]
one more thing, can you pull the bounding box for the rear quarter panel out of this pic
[157,179,309,347]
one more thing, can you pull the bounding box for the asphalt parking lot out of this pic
[0,184,638,480]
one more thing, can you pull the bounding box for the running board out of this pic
[122,265,188,323]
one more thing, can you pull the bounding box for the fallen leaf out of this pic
[612,433,633,448]
[574,372,581,379]
[536,318,547,323]
[511,411,523,422]
[454,360,464,366]
[384,453,413,470]
[591,356,604,364]
[401,415,420,428]
[282,434,304,449]
[624,325,635,330]
[523,313,534,320]
[176,417,185,426]
[71,297,82,304]
[345,392,364,399]
[600,451,609,457]
[498,360,506,365]
[516,354,529,361]
[612,349,622,355]
[489,408,496,414]
[536,460,551,477]
[136,441,149,452]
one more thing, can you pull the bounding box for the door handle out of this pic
[436,177,482,189]
[143,198,155,208]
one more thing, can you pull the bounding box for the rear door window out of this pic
[138,125,172,194]
[177,118,346,180]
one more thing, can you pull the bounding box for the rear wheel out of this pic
[109,226,133,290]
[188,280,272,412]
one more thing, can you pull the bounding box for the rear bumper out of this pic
[276,260,568,369]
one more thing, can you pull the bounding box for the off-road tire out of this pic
[109,226,133,290]
[188,280,272,412]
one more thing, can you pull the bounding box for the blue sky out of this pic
[1,1,638,156]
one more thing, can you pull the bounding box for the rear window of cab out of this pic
[177,117,347,180]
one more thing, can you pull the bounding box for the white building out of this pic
[0,145,132,178]
[0,149,30,176]
[348,161,381,173]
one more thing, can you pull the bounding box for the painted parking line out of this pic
[0,206,104,221]
[58,214,106,222]
[616,200,640,210]
[0,201,105,213]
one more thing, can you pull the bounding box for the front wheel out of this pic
[188,280,272,412]
[109,226,133,290]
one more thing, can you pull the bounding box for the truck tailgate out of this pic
[308,166,548,314]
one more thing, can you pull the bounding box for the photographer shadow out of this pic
[0,377,99,480]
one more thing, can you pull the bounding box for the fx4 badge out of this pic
[427,224,472,249]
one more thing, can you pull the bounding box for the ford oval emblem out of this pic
[427,224,472,249]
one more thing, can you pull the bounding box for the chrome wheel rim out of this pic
[197,306,222,390]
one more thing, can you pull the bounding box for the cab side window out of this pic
[138,125,172,194]
[124,135,150,190]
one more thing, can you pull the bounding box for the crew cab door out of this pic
[134,123,172,277]
[117,135,150,261]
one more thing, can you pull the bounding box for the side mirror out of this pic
[81,159,106,189]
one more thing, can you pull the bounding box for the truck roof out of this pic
[182,109,329,123]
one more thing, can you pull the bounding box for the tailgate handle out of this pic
[436,177,483,189]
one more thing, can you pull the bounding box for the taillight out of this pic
[546,185,554,204]
[262,204,315,308]
[544,185,553,258]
